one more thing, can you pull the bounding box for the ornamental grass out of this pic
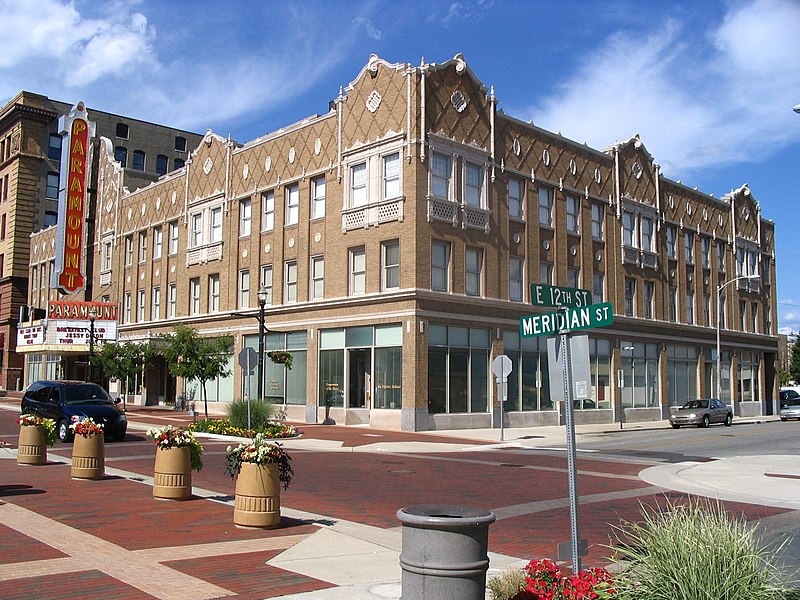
[608,497,786,600]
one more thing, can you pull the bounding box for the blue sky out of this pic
[2,0,799,334]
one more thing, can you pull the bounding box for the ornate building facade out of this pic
[24,54,779,431]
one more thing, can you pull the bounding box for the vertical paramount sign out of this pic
[52,102,95,293]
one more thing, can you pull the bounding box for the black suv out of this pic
[21,380,127,442]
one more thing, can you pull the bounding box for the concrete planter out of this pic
[233,462,281,528]
[153,446,192,500]
[71,433,105,480]
[17,425,47,466]
[397,504,495,600]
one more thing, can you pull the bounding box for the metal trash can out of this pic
[396,504,496,600]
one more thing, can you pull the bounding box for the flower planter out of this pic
[17,425,47,466]
[153,446,192,500]
[233,462,281,528]
[71,433,105,480]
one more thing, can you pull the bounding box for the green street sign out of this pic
[529,283,592,308]
[520,302,614,338]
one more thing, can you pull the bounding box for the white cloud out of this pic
[524,0,800,178]
[354,16,381,41]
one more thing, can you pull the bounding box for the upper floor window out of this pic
[44,211,57,227]
[311,177,326,219]
[101,240,112,271]
[751,302,759,333]
[175,136,186,152]
[643,281,654,319]
[622,210,637,247]
[156,154,168,175]
[739,300,747,331]
[624,277,636,316]
[152,287,161,320]
[124,235,133,266]
[174,158,185,170]
[349,247,366,295]
[538,187,553,227]
[310,256,325,300]
[260,265,273,305]
[138,231,147,263]
[210,206,222,243]
[669,286,678,322]
[383,153,401,199]
[763,257,771,285]
[285,184,299,225]
[686,289,695,324]
[591,203,604,240]
[46,172,59,199]
[717,241,725,273]
[115,146,127,167]
[261,191,275,231]
[593,272,605,304]
[189,278,200,315]
[431,240,451,292]
[464,162,484,207]
[566,194,580,234]
[567,267,580,290]
[123,292,131,323]
[509,256,524,302]
[132,150,145,171]
[666,225,677,260]
[684,232,694,264]
[465,247,484,296]
[168,283,177,318]
[539,261,554,286]
[48,133,62,160]
[238,269,250,309]
[701,237,711,269]
[639,216,653,252]
[508,178,524,220]
[382,240,400,291]
[431,152,452,200]
[350,162,367,207]
[190,213,203,247]
[285,261,298,303]
[153,226,163,260]
[239,198,252,237]
[137,289,146,322]
[168,221,179,255]
[116,123,129,139]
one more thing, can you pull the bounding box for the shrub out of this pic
[608,497,784,600]
[487,567,527,600]
[227,398,275,431]
[188,418,298,439]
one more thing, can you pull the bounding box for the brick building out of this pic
[24,54,779,430]
[1,91,202,389]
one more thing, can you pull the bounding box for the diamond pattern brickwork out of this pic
[425,66,490,150]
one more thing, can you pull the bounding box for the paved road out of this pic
[1,400,798,599]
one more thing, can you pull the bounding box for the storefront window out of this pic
[427,325,490,414]
[666,345,697,407]
[738,352,759,403]
[621,342,660,408]
[244,331,307,405]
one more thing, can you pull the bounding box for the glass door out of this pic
[348,348,371,409]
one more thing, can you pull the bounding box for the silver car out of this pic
[669,399,733,428]
[780,399,800,421]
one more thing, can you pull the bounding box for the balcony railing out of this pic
[342,197,404,231]
[186,241,223,266]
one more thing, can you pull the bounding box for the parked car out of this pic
[779,389,800,409]
[780,398,800,421]
[669,399,732,428]
[21,380,127,442]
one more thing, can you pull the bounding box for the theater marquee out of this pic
[51,101,95,294]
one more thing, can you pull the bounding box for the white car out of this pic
[780,399,800,421]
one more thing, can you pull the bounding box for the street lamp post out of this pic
[256,287,268,402]
[88,306,97,382]
[716,274,759,401]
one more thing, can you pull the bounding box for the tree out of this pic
[92,341,153,410]
[161,325,233,420]
[790,335,800,385]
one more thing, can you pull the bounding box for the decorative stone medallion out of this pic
[366,90,382,113]
[288,147,296,164]
[451,90,467,113]
[203,157,213,175]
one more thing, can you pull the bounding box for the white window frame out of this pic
[431,240,451,292]
[208,273,220,312]
[464,161,484,207]
[465,247,483,296]
[123,292,131,323]
[686,290,695,324]
[239,198,252,237]
[349,247,366,295]
[101,240,112,271]
[310,256,324,300]
[591,203,604,240]
[567,267,580,290]
[190,213,203,248]
[593,272,605,304]
[210,206,223,243]
[285,184,299,225]
[124,236,133,266]
[189,278,200,315]
[168,283,177,318]
[382,240,400,291]
[138,231,147,263]
[644,281,654,319]
[666,225,677,260]
[538,187,553,226]
[383,152,401,200]
[260,265,273,305]
[261,191,275,231]
[137,289,146,322]
[624,277,636,316]
[153,226,162,260]
[641,216,654,252]
[151,286,161,320]
[350,162,367,207]
[509,256,524,302]
[311,177,326,219]
[566,194,580,233]
[168,221,179,255]
[285,261,298,303]
[239,269,250,309]
[430,152,452,201]
[539,261,554,286]
[685,232,694,264]
[508,178,524,220]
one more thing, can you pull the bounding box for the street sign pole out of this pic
[492,355,513,443]
[560,309,582,574]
